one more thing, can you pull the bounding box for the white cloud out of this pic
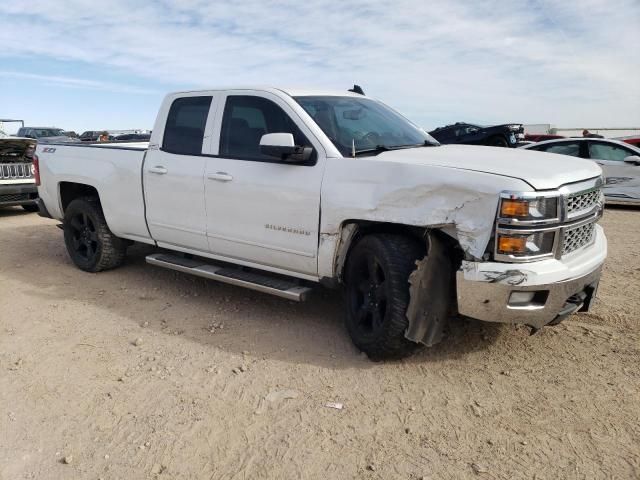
[0,71,159,95]
[0,0,638,127]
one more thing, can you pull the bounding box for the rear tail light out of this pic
[33,153,41,186]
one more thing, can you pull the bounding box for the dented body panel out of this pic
[457,225,606,328]
[405,234,451,346]
[317,156,530,278]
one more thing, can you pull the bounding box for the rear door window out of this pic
[162,96,212,155]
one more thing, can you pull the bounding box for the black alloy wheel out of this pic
[348,253,389,340]
[67,210,99,262]
[344,234,426,360]
[63,197,127,272]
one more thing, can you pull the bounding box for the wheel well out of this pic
[335,221,463,281]
[59,182,100,212]
[486,134,507,144]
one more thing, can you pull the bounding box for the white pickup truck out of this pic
[35,87,607,359]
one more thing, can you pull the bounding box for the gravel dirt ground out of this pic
[0,207,638,480]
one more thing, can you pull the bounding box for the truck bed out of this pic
[88,141,149,150]
[36,142,153,244]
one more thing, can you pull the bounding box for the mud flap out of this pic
[405,234,452,347]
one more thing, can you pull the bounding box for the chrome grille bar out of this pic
[0,162,33,179]
[562,221,596,255]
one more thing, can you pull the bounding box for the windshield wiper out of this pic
[354,144,391,156]
[398,140,439,148]
[354,141,438,156]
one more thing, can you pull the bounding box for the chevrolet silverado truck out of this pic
[35,87,607,359]
[0,129,39,212]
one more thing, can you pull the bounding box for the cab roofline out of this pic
[163,86,368,99]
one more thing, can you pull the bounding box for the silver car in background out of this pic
[521,138,640,205]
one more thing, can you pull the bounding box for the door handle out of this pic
[148,166,168,175]
[208,172,233,182]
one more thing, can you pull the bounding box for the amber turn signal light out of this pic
[500,199,529,217]
[498,235,527,254]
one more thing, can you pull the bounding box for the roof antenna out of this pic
[348,84,365,95]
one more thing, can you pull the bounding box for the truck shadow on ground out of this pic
[0,207,34,218]
[5,221,513,368]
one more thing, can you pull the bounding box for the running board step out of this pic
[145,253,312,301]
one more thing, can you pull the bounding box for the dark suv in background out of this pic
[429,122,524,147]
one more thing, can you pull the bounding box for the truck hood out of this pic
[379,144,601,190]
[0,137,37,160]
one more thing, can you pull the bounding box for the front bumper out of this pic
[456,224,606,329]
[0,182,38,207]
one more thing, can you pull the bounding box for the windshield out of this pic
[294,96,439,156]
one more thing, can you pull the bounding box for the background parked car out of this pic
[521,138,640,205]
[113,133,151,142]
[16,127,79,144]
[524,133,565,142]
[80,131,104,141]
[617,136,640,148]
[429,122,524,147]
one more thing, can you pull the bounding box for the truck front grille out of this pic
[566,188,601,217]
[0,163,34,179]
[563,221,596,255]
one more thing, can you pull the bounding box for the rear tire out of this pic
[488,135,509,147]
[344,234,425,360]
[63,197,127,272]
[21,204,39,213]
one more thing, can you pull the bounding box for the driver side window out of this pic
[219,95,313,163]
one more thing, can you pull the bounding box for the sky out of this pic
[0,0,638,134]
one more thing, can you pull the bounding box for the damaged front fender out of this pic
[316,157,532,279]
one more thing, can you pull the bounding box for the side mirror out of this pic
[623,155,640,165]
[259,133,312,163]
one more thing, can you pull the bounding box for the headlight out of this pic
[499,195,559,224]
[495,191,561,261]
[496,230,556,257]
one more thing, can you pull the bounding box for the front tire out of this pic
[488,135,509,147]
[63,197,127,272]
[344,234,425,360]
